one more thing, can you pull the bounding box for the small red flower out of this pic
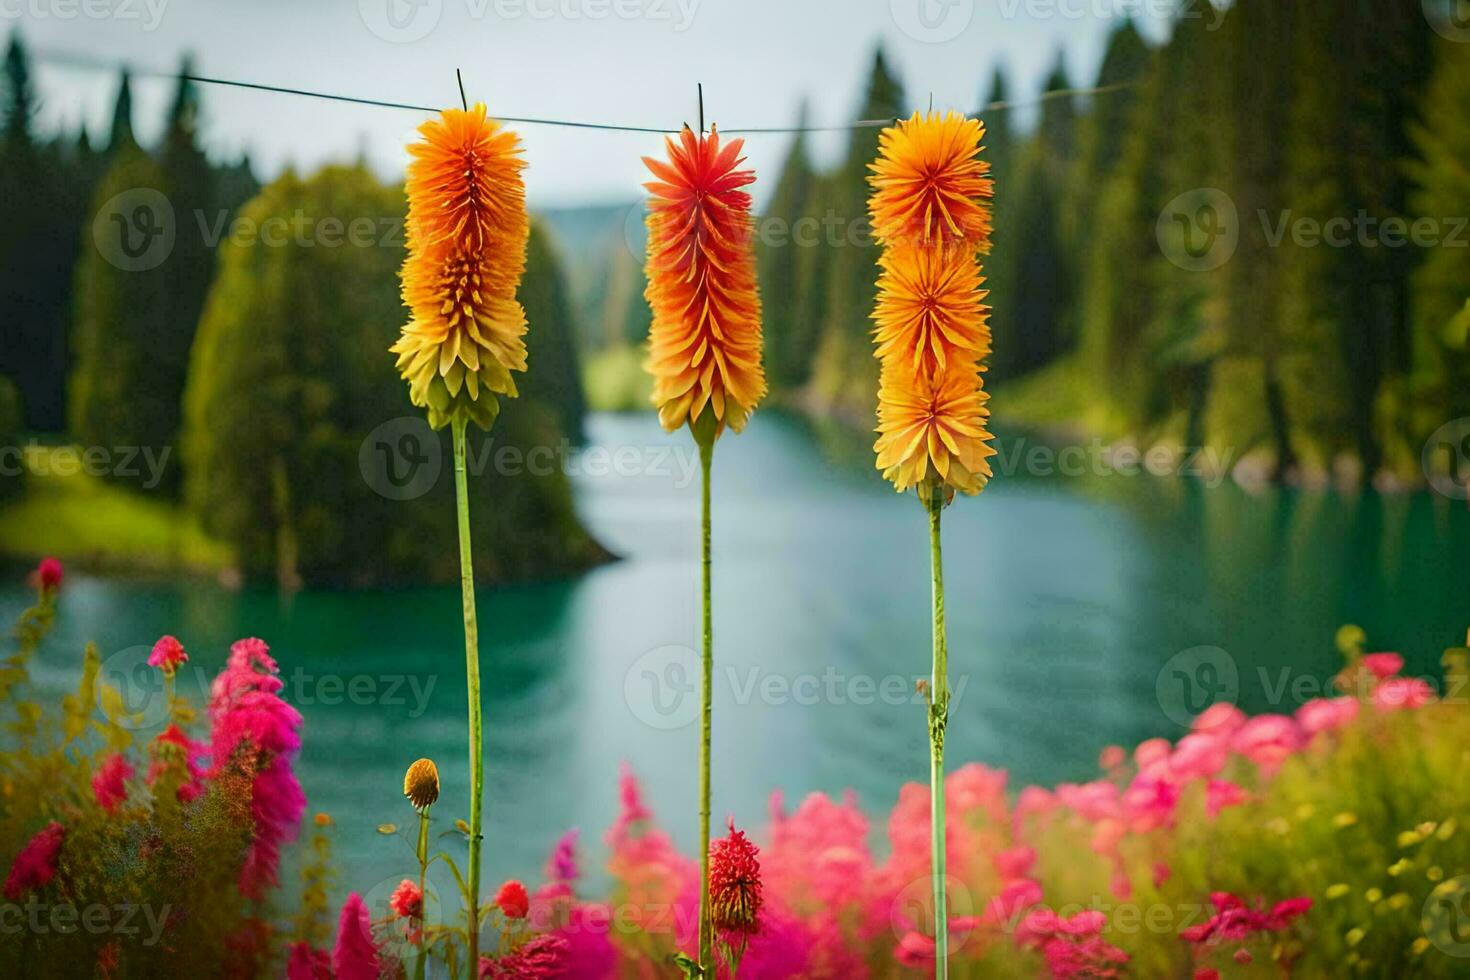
[389,879,423,919]
[494,879,529,919]
[36,557,63,591]
[148,635,189,673]
[708,818,763,936]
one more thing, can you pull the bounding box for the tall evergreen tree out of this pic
[979,67,1017,390]
[808,48,904,418]
[758,104,820,391]
[1389,37,1470,472]
[520,221,587,442]
[108,71,134,151]
[69,139,176,487]
[2,31,34,146]
[155,58,218,492]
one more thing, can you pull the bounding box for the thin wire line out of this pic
[32,48,1138,136]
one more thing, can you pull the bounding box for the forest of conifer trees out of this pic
[0,33,601,584]
[591,5,1468,486]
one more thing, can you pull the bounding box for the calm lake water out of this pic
[5,411,1468,910]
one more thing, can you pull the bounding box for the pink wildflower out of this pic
[1362,652,1404,680]
[1122,772,1180,831]
[147,635,188,673]
[285,942,333,980]
[1373,677,1434,711]
[1098,745,1126,770]
[545,828,580,885]
[995,845,1036,881]
[478,935,568,978]
[4,821,65,900]
[1296,696,1359,735]
[1168,733,1229,782]
[1181,892,1312,951]
[1021,907,1129,979]
[148,723,207,803]
[1205,780,1247,819]
[207,637,305,898]
[1230,714,1302,772]
[91,753,134,813]
[389,879,423,919]
[1191,702,1245,736]
[1133,737,1171,770]
[332,893,380,980]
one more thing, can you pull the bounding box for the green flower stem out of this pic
[697,436,715,973]
[415,806,430,980]
[925,488,950,979]
[451,416,484,971]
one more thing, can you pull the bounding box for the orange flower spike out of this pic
[874,364,997,495]
[872,243,991,377]
[642,125,766,438]
[868,110,993,251]
[393,103,530,430]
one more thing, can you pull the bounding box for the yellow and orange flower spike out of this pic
[869,111,993,251]
[872,244,991,377]
[874,364,996,494]
[392,103,529,430]
[869,110,996,497]
[642,125,766,439]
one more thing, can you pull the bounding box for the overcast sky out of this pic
[13,0,1176,207]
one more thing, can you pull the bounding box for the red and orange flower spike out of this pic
[642,125,766,438]
[392,103,529,430]
[869,110,993,251]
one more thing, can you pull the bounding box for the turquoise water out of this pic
[5,411,1468,908]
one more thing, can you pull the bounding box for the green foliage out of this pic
[0,34,97,433]
[0,445,230,574]
[757,108,817,391]
[69,140,179,491]
[0,376,18,502]
[806,48,905,421]
[181,165,607,586]
[520,221,588,442]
